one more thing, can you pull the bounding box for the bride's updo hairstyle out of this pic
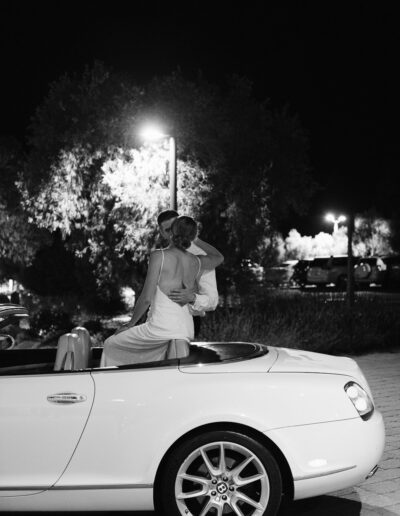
[171,216,197,250]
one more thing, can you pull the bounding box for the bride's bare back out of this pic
[158,248,200,295]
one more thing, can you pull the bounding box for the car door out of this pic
[0,371,94,495]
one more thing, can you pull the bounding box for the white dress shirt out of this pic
[187,242,219,316]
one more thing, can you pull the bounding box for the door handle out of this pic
[47,392,87,404]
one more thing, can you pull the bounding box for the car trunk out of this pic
[270,347,372,396]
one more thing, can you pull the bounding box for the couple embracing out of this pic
[101,210,223,366]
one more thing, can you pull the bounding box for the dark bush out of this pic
[30,308,73,342]
[197,292,400,355]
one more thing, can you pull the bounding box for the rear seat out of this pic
[166,339,190,359]
[54,327,92,371]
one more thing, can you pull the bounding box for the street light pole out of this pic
[346,212,355,309]
[139,124,177,210]
[168,136,177,211]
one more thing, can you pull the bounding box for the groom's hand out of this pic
[168,287,196,306]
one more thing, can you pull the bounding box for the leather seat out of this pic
[54,327,91,371]
[166,339,190,359]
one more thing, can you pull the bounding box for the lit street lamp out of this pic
[325,213,346,234]
[140,125,177,210]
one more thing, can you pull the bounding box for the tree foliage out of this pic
[353,210,393,256]
[14,63,315,306]
[0,137,48,276]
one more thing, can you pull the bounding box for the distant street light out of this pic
[325,213,346,234]
[139,124,177,210]
[323,211,354,307]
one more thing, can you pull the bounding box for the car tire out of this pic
[159,430,282,516]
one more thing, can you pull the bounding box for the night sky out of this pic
[1,1,398,235]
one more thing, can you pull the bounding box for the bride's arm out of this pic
[194,237,224,271]
[114,251,162,334]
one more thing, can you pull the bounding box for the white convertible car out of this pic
[0,303,385,515]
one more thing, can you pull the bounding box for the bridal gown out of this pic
[100,250,199,366]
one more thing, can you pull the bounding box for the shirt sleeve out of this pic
[190,270,219,314]
[187,243,219,315]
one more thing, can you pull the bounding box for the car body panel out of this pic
[0,372,94,494]
[269,347,372,395]
[57,366,296,488]
[306,256,348,286]
[0,487,152,512]
[0,304,29,329]
[264,260,298,287]
[57,356,361,491]
[266,409,384,499]
[383,254,400,287]
[291,259,313,287]
[354,257,386,286]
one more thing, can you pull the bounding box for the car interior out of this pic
[0,304,267,375]
[0,337,266,376]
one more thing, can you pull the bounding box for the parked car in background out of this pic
[306,256,348,290]
[382,255,400,290]
[354,257,386,288]
[291,259,313,288]
[264,260,298,288]
[0,303,385,515]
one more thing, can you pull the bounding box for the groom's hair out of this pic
[157,210,179,226]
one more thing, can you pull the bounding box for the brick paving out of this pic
[334,352,400,515]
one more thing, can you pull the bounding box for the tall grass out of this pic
[196,293,400,355]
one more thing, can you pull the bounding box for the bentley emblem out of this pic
[217,482,228,494]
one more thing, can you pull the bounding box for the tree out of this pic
[18,64,315,305]
[353,210,393,256]
[279,210,393,262]
[25,61,143,190]
[20,65,211,305]
[0,136,48,279]
[162,75,317,290]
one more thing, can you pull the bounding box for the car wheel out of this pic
[159,430,282,516]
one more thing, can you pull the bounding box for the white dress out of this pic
[100,250,199,366]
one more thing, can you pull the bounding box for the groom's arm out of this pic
[167,270,219,312]
[190,269,219,313]
[190,241,219,313]
[168,241,219,312]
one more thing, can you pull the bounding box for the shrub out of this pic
[197,293,400,355]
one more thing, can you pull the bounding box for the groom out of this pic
[157,210,219,336]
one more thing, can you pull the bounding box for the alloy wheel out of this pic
[174,441,270,516]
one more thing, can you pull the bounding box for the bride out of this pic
[100,216,223,366]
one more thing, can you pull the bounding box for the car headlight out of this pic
[344,381,374,420]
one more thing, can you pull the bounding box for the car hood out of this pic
[270,347,371,394]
